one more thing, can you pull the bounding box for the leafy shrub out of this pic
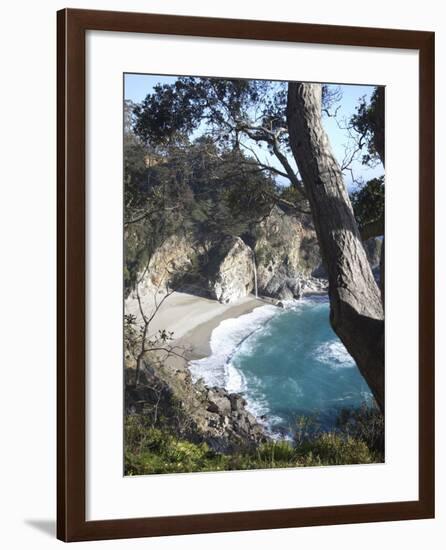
[124,406,383,476]
[296,433,374,466]
[336,404,384,461]
[257,440,296,464]
[124,418,216,475]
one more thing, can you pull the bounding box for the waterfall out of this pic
[253,255,258,299]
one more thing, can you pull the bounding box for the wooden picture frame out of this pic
[57,8,435,542]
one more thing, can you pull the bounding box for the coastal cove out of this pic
[126,290,373,441]
[189,295,372,436]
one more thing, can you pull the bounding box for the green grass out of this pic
[124,413,382,476]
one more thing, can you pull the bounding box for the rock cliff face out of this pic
[137,206,327,302]
[206,236,255,304]
[139,234,205,295]
[125,356,267,453]
[251,206,323,300]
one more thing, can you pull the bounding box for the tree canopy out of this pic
[123,122,278,292]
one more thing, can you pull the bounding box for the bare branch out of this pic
[262,189,311,215]
[238,141,290,179]
[322,105,341,118]
[124,204,179,226]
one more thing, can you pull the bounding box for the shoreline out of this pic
[125,290,267,361]
[177,297,268,360]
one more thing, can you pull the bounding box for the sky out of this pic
[124,73,384,191]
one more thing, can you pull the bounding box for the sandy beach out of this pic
[125,291,266,360]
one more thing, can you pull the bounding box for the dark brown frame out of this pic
[57,8,435,542]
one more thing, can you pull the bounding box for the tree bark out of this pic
[287,83,385,412]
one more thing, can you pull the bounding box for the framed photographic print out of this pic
[57,8,435,542]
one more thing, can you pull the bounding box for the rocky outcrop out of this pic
[206,236,255,304]
[139,233,204,295]
[136,206,326,302]
[125,355,267,453]
[201,387,265,451]
[252,206,324,299]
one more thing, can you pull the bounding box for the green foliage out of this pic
[133,77,269,149]
[125,423,217,475]
[123,138,149,212]
[257,440,297,463]
[351,176,384,229]
[133,78,342,155]
[133,80,204,146]
[350,86,385,166]
[295,433,374,466]
[347,88,385,232]
[123,134,278,294]
[294,414,320,446]
[336,403,385,458]
[279,184,305,207]
[124,406,383,476]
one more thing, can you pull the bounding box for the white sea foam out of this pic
[189,304,278,388]
[189,296,360,435]
[279,294,328,312]
[225,362,247,393]
[314,340,356,369]
[188,304,279,427]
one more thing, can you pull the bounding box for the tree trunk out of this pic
[135,354,144,387]
[287,83,385,412]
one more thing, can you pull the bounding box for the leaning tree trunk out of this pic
[287,83,385,412]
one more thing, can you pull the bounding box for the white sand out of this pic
[125,291,265,358]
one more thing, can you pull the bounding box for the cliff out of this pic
[137,206,327,303]
[251,206,325,299]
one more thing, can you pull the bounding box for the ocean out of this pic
[189,295,373,437]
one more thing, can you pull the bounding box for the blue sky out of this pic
[124,74,384,190]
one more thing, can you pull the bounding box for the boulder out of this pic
[207,389,232,416]
[132,206,325,303]
[252,206,322,300]
[277,284,294,301]
[228,393,247,412]
[262,268,303,301]
[137,233,205,295]
[207,236,255,304]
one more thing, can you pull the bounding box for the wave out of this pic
[188,295,365,436]
[189,304,277,389]
[313,340,356,369]
[188,304,279,425]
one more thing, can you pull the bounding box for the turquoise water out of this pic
[189,296,373,436]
